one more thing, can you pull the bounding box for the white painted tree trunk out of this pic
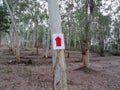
[5,33,9,46]
[9,25,14,53]
[11,25,16,53]
[48,0,67,90]
[32,29,36,54]
[26,30,30,48]
[9,25,12,49]
[43,27,45,48]
[4,0,20,62]
[44,27,50,58]
[46,28,50,57]
[74,27,77,48]
[35,18,39,54]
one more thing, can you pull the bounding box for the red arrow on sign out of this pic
[55,36,62,46]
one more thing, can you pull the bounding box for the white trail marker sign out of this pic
[52,34,65,50]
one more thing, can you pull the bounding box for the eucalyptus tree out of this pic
[59,0,75,57]
[43,24,50,58]
[6,0,48,53]
[59,0,82,51]
[3,0,21,62]
[66,1,74,57]
[48,0,67,89]
[21,0,48,54]
[112,6,120,50]
[6,0,31,56]
[98,14,111,56]
[95,0,119,55]
[80,0,95,67]
[72,1,86,50]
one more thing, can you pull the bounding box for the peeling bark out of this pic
[48,0,67,90]
[81,0,95,68]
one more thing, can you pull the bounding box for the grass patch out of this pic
[3,69,12,74]
[0,86,3,90]
[117,88,120,90]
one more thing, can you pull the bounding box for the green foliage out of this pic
[90,45,99,52]
[117,88,120,90]
[70,47,80,51]
[0,0,119,51]
[0,5,10,33]
[111,48,120,56]
[98,14,111,26]
[19,1,29,12]
[112,48,120,52]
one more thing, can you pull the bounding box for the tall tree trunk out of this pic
[32,28,36,54]
[74,28,77,49]
[0,31,1,45]
[5,33,9,46]
[117,28,120,50]
[9,24,15,53]
[43,27,46,49]
[35,18,39,55]
[12,26,16,54]
[4,0,20,62]
[99,27,105,57]
[67,17,71,58]
[99,40,104,57]
[48,0,67,90]
[26,30,30,48]
[81,0,95,68]
[44,27,50,58]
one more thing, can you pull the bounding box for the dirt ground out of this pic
[0,46,120,90]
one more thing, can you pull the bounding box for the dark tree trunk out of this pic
[0,32,1,45]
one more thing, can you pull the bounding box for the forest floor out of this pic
[0,45,120,90]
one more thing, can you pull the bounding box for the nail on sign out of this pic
[52,34,65,50]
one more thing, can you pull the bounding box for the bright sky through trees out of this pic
[101,0,120,20]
